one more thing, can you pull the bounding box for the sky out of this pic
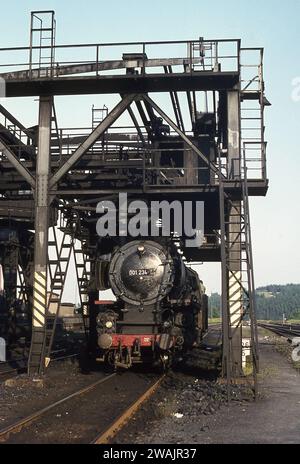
[0,0,300,299]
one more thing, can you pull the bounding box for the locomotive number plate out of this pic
[128,268,154,276]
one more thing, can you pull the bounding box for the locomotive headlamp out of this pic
[98,333,112,349]
[105,320,113,329]
[137,245,145,253]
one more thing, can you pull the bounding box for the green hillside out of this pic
[208,284,300,321]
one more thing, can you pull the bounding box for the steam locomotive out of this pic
[89,239,208,370]
[0,263,31,344]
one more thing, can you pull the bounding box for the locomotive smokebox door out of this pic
[109,241,175,306]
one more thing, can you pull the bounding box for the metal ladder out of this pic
[16,264,29,306]
[28,221,74,373]
[29,11,56,78]
[44,224,74,362]
[72,238,91,338]
[240,48,267,181]
[241,164,259,388]
[91,105,108,156]
[218,167,259,396]
[50,102,62,160]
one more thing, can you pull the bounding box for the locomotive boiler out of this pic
[91,239,208,369]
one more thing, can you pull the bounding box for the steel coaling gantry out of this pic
[0,11,269,389]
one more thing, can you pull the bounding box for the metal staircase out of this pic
[73,238,91,338]
[45,224,73,362]
[50,102,62,160]
[0,104,36,161]
[28,224,73,373]
[218,159,259,396]
[17,264,29,306]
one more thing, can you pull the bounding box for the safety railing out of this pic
[0,38,240,80]
[49,122,266,187]
[239,47,266,182]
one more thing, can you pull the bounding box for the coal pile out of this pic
[113,368,253,444]
[162,372,250,421]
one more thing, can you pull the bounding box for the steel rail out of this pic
[0,367,24,377]
[0,352,79,377]
[0,357,28,378]
[258,322,300,338]
[0,373,116,442]
[92,375,164,444]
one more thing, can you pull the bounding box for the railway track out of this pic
[0,373,116,442]
[92,375,164,444]
[258,322,300,338]
[0,371,163,444]
[0,357,27,379]
[0,352,79,381]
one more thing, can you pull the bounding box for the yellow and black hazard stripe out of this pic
[228,271,242,328]
[33,271,47,327]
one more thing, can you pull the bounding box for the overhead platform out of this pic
[4,72,240,98]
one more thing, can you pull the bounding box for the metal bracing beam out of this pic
[0,58,202,81]
[127,106,146,145]
[164,65,185,133]
[5,72,240,98]
[28,95,52,376]
[183,63,197,127]
[143,99,156,122]
[120,93,146,145]
[49,94,136,188]
[0,103,34,139]
[0,140,35,187]
[47,181,268,198]
[142,94,219,175]
[135,100,151,136]
[186,91,194,125]
[172,91,184,133]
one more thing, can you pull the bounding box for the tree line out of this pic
[208,284,300,321]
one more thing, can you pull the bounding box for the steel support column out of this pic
[28,96,52,375]
[227,90,240,179]
[227,90,242,376]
